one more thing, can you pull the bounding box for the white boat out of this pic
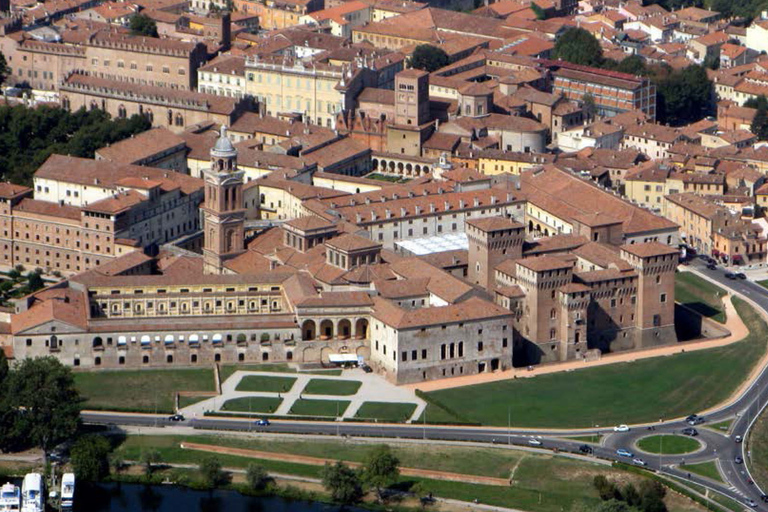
[20,474,42,512]
[60,473,75,509]
[0,483,20,512]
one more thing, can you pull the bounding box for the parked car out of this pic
[707,263,717,270]
[255,418,270,426]
[168,414,185,422]
[616,449,634,458]
[725,272,737,279]
[528,438,542,446]
[361,364,373,373]
[579,445,593,454]
[735,456,744,464]
[614,424,630,432]
[736,273,747,280]
[633,458,647,466]
[681,427,698,436]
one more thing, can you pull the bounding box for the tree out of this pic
[141,448,161,476]
[0,52,8,88]
[638,480,667,512]
[321,461,363,504]
[615,55,647,76]
[246,463,270,491]
[70,435,112,481]
[361,445,400,501]
[582,93,597,121]
[531,1,547,19]
[26,271,44,292]
[553,28,604,67]
[595,500,636,512]
[199,456,226,487]
[410,45,450,73]
[749,96,768,140]
[622,483,640,508]
[593,475,620,501]
[0,349,8,387]
[4,357,81,453]
[129,14,158,37]
[654,64,713,126]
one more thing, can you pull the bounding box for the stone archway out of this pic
[338,319,352,340]
[320,346,334,363]
[355,319,369,339]
[302,320,316,341]
[319,320,334,340]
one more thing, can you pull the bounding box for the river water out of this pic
[71,482,364,512]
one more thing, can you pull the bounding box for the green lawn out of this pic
[354,402,417,422]
[113,434,691,512]
[178,395,212,409]
[301,378,361,396]
[637,435,702,455]
[220,364,295,382]
[564,434,603,444]
[235,375,296,393]
[75,368,215,413]
[220,397,283,414]
[427,298,765,428]
[675,272,727,323]
[288,398,349,417]
[703,419,733,433]
[748,399,768,490]
[680,461,723,483]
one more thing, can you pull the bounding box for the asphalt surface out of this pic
[82,259,768,510]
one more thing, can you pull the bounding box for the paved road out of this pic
[82,259,768,510]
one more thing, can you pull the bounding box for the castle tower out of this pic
[387,69,432,157]
[202,126,245,274]
[620,242,679,347]
[466,217,525,289]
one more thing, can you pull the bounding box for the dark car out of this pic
[579,444,593,454]
[760,494,768,502]
[707,263,717,270]
[256,418,270,426]
[681,427,698,436]
[361,364,373,373]
[168,414,185,422]
[725,272,737,279]
[735,456,744,464]
[736,273,747,280]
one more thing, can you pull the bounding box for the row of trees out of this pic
[322,445,401,504]
[0,356,82,454]
[553,28,715,126]
[590,475,668,512]
[0,104,151,186]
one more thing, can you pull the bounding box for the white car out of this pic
[614,425,630,432]
[633,458,647,466]
[528,438,542,446]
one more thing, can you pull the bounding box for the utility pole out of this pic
[508,406,511,445]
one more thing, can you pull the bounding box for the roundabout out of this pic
[636,434,704,455]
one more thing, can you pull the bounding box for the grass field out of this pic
[301,378,362,396]
[748,400,768,490]
[679,461,723,483]
[354,402,417,422]
[427,298,765,428]
[703,419,733,433]
[75,368,215,413]
[178,395,212,409]
[220,397,283,414]
[112,434,707,512]
[220,364,295,382]
[564,434,603,444]
[637,435,702,455]
[289,398,349,417]
[675,272,727,323]
[234,375,296,393]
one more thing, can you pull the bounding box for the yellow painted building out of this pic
[477,151,556,176]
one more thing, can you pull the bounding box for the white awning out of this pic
[189,334,199,343]
[140,335,151,345]
[328,354,358,363]
[164,335,174,344]
[117,336,127,346]
[212,333,223,342]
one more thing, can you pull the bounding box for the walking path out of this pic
[409,287,746,393]
[180,441,510,486]
[180,368,426,422]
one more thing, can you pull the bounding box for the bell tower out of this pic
[202,126,245,274]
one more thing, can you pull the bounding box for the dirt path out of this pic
[410,286,746,393]
[180,442,510,486]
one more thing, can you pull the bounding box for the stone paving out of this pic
[181,367,426,422]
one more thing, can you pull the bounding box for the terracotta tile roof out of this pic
[516,255,572,272]
[389,257,473,303]
[12,286,88,334]
[496,284,526,298]
[620,241,679,258]
[0,183,32,200]
[559,282,591,294]
[467,216,523,232]
[325,233,382,252]
[15,198,81,221]
[374,277,430,299]
[297,291,373,307]
[84,190,146,214]
[372,295,510,329]
[523,234,588,256]
[665,192,722,220]
[575,268,635,283]
[95,128,186,164]
[285,216,336,231]
[35,154,203,196]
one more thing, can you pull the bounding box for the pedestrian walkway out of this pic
[409,284,745,393]
[180,368,426,423]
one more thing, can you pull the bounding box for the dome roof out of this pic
[211,125,236,156]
